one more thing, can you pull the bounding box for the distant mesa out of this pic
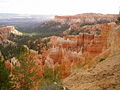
[54,13,119,24]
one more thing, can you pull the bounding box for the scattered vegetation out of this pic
[89,87,120,90]
[98,58,106,62]
[0,45,21,60]
[32,22,69,34]
[113,87,120,90]
[88,87,103,90]
[68,29,80,35]
[67,28,101,35]
[40,66,63,90]
[27,38,50,54]
[72,62,83,73]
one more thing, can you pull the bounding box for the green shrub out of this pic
[112,87,120,90]
[0,45,21,60]
[98,58,105,62]
[89,87,103,90]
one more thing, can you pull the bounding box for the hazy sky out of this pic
[0,0,120,15]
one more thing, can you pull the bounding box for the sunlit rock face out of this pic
[43,46,81,78]
[0,26,11,43]
[8,26,23,36]
[54,13,118,24]
[107,25,120,55]
[0,26,22,44]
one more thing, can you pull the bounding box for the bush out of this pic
[98,58,105,62]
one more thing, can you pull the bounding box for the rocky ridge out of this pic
[54,13,119,25]
[0,26,22,44]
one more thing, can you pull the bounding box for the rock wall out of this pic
[108,25,120,55]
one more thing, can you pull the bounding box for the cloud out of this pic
[0,0,119,15]
[0,0,8,3]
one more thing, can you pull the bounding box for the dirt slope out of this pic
[63,54,120,90]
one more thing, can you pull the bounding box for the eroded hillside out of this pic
[63,25,120,90]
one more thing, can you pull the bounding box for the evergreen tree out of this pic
[0,58,15,90]
[0,45,20,60]
[13,46,41,90]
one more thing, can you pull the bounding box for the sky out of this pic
[0,0,120,15]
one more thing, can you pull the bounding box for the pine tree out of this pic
[0,45,20,60]
[0,58,15,90]
[13,46,41,90]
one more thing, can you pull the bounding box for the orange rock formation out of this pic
[41,23,116,78]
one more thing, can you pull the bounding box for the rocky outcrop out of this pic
[40,23,116,78]
[0,26,12,43]
[54,13,119,25]
[0,26,22,44]
[107,25,120,55]
[9,26,23,36]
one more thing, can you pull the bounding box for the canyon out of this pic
[41,22,116,78]
[0,13,120,90]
